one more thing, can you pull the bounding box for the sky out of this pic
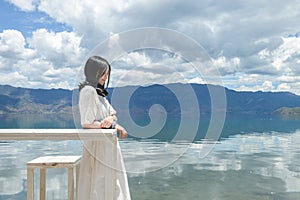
[0,0,300,95]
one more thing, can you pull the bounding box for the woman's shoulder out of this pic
[80,85,96,96]
[81,85,95,91]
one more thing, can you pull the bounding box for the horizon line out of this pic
[0,83,298,96]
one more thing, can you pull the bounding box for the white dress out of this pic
[78,85,131,200]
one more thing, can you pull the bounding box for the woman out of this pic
[78,56,131,200]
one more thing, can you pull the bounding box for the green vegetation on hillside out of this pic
[273,107,300,119]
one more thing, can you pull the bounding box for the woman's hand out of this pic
[100,116,114,128]
[115,124,128,139]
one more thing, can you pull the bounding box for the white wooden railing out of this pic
[0,129,118,200]
[0,128,117,140]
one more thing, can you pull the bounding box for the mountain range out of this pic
[0,84,72,114]
[1,83,300,119]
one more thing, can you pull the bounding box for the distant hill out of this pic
[110,83,300,117]
[224,87,300,114]
[1,84,300,117]
[273,107,300,119]
[0,85,72,114]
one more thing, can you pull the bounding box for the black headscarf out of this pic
[79,56,111,94]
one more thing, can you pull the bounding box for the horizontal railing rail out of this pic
[0,129,117,140]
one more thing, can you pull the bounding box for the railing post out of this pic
[68,167,74,200]
[27,167,34,200]
[40,168,46,200]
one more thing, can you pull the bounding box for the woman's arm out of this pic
[82,115,128,139]
[81,120,102,129]
[82,115,115,129]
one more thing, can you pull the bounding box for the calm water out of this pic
[0,114,300,200]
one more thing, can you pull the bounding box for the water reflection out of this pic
[0,119,300,199]
[118,113,300,141]
[0,140,82,199]
[1,131,300,199]
[0,114,75,129]
[123,131,300,200]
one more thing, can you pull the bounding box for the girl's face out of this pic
[98,68,109,85]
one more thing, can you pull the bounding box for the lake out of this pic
[0,114,299,199]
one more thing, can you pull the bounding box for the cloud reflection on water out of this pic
[0,131,299,199]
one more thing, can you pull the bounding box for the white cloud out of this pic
[262,80,275,90]
[0,29,25,54]
[2,0,300,94]
[117,52,151,68]
[236,80,275,93]
[0,71,28,86]
[277,83,291,91]
[225,73,300,95]
[37,0,129,47]
[28,28,85,68]
[0,28,84,89]
[7,0,36,11]
[234,79,300,95]
[237,74,261,85]
[278,75,300,83]
[188,77,206,84]
[212,56,240,75]
[0,29,37,77]
[270,37,300,72]
[277,82,300,95]
[0,29,36,59]
[109,50,207,87]
[249,36,300,76]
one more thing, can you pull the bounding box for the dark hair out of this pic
[79,56,111,91]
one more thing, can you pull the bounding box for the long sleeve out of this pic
[79,86,99,126]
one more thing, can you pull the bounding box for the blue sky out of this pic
[0,1,71,38]
[0,0,300,95]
